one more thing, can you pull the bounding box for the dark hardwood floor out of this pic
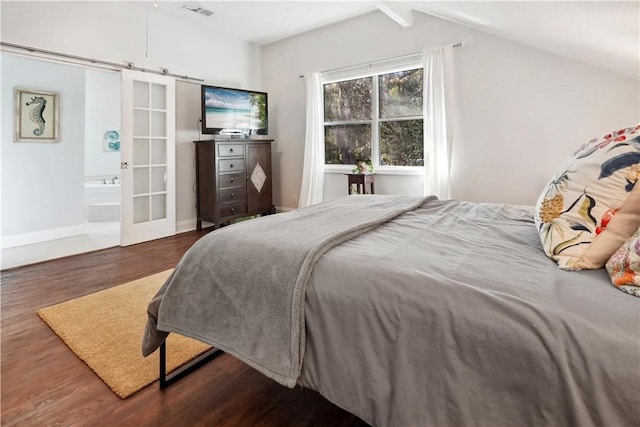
[1,230,368,427]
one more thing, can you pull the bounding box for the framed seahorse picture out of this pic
[14,87,60,142]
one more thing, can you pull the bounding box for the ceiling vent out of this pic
[182,4,214,17]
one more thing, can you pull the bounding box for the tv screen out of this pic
[201,85,268,136]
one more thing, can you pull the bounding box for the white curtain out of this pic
[298,72,325,208]
[423,46,453,199]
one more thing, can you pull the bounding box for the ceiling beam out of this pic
[376,1,414,27]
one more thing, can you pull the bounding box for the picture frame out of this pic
[14,87,60,142]
[103,130,121,152]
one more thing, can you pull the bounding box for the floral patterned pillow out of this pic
[534,124,640,269]
[575,182,640,269]
[606,229,640,297]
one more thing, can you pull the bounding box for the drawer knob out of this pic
[230,164,234,168]
[230,193,235,198]
[229,148,234,153]
[230,177,235,183]
[231,208,235,213]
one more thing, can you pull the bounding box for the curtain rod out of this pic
[298,43,462,78]
[0,41,204,82]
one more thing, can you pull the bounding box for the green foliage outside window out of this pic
[323,68,424,167]
[324,78,371,122]
[379,69,423,119]
[324,124,371,165]
[380,120,424,166]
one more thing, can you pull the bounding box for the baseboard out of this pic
[1,224,87,249]
[176,219,197,234]
[276,206,295,213]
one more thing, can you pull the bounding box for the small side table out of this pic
[346,173,376,195]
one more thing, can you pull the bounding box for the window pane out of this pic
[151,194,167,221]
[133,167,149,195]
[380,120,424,166]
[133,138,149,165]
[133,196,149,224]
[151,111,166,137]
[324,124,371,164]
[133,109,149,137]
[323,78,372,122]
[151,139,166,165]
[151,166,166,192]
[151,83,166,110]
[379,69,423,119]
[133,81,149,108]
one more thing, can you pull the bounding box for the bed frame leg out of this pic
[158,340,224,389]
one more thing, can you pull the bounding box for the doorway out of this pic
[1,54,122,269]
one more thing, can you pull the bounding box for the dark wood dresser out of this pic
[193,139,274,230]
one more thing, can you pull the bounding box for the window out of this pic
[323,67,424,168]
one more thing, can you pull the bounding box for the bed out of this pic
[142,195,640,427]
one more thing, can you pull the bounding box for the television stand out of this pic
[194,139,274,230]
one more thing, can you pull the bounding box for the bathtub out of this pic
[84,179,121,222]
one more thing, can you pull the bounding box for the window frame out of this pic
[321,54,425,176]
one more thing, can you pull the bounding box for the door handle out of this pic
[121,161,129,169]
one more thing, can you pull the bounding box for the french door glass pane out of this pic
[133,138,149,165]
[151,111,166,137]
[133,110,149,136]
[133,196,149,224]
[151,167,166,192]
[323,78,372,121]
[133,81,149,108]
[379,120,424,166]
[379,69,423,119]
[151,139,166,164]
[324,124,371,164]
[133,167,149,195]
[151,84,166,110]
[151,194,167,220]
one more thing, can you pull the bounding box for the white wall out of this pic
[261,11,640,208]
[175,81,202,231]
[0,1,261,87]
[1,54,86,236]
[1,1,262,239]
[84,69,121,178]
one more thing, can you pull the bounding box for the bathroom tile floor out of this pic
[1,222,120,270]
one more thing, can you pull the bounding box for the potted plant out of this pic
[353,155,373,174]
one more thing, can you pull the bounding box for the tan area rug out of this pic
[37,270,212,399]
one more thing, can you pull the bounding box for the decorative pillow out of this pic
[534,124,640,269]
[573,181,640,269]
[606,229,640,297]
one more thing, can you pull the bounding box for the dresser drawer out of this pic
[218,172,244,189]
[218,202,246,218]
[219,187,246,205]
[217,144,244,157]
[219,159,244,173]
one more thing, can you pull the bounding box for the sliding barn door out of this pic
[120,70,176,246]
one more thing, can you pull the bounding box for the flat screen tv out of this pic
[201,85,268,136]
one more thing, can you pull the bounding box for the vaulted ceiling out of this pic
[133,1,640,80]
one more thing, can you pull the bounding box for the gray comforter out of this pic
[144,196,640,427]
[143,195,427,386]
